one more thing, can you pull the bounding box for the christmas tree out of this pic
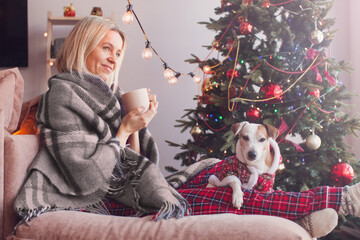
[166,0,360,238]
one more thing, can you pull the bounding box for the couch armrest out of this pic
[12,211,312,240]
[3,134,40,239]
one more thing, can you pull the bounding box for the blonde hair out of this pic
[56,15,126,89]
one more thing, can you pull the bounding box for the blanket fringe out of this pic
[152,198,190,221]
[13,206,53,235]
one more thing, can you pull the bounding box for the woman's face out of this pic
[86,30,123,82]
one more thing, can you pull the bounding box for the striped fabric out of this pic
[104,159,342,220]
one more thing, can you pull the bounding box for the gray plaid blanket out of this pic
[14,72,188,223]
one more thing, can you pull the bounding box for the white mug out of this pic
[122,88,150,112]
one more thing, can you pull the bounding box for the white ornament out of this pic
[306,134,321,150]
[310,30,324,44]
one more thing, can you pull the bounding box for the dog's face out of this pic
[232,121,279,167]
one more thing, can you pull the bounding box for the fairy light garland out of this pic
[122,0,331,86]
[123,0,340,147]
[232,54,320,103]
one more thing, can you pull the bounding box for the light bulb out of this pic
[43,32,48,38]
[203,65,211,74]
[168,76,178,85]
[122,11,133,24]
[189,72,201,83]
[142,48,152,60]
[49,61,54,66]
[193,75,201,83]
[164,68,174,79]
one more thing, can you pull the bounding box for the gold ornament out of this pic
[190,125,203,137]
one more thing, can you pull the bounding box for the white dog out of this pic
[206,121,281,209]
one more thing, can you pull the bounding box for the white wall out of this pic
[329,0,360,159]
[4,0,359,175]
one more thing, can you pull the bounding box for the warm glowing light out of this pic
[43,32,48,38]
[122,11,134,24]
[49,61,54,66]
[193,75,201,83]
[168,76,178,85]
[203,65,211,74]
[164,68,174,79]
[142,48,152,60]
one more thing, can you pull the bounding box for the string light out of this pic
[189,72,201,83]
[43,32,48,38]
[168,72,181,85]
[203,65,211,74]
[122,4,134,24]
[123,0,335,95]
[142,41,152,60]
[163,65,174,79]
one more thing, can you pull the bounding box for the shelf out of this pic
[48,16,83,25]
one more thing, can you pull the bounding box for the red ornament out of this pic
[239,22,253,35]
[64,3,75,17]
[225,39,234,51]
[226,69,239,79]
[330,162,354,187]
[260,83,283,102]
[308,89,320,98]
[263,0,271,8]
[246,107,260,122]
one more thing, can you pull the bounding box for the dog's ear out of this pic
[232,121,249,136]
[264,124,279,139]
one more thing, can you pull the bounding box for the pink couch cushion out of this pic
[12,211,311,240]
[4,134,40,238]
[0,68,24,133]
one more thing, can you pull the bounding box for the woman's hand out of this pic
[116,90,158,148]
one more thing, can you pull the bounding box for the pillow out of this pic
[13,96,41,135]
[0,68,24,133]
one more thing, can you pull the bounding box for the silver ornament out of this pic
[310,30,324,44]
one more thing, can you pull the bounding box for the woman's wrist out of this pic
[116,125,131,147]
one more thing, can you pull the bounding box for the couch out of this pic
[0,68,313,240]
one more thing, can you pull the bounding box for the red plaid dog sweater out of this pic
[212,155,275,192]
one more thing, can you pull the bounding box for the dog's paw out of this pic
[232,190,244,209]
[206,183,216,188]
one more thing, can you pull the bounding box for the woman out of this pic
[14,15,359,238]
[14,15,189,224]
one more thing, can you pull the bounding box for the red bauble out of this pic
[225,39,234,51]
[64,3,75,17]
[246,107,260,122]
[239,22,253,35]
[263,0,271,8]
[308,89,320,98]
[226,69,239,79]
[330,162,354,187]
[260,83,283,102]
